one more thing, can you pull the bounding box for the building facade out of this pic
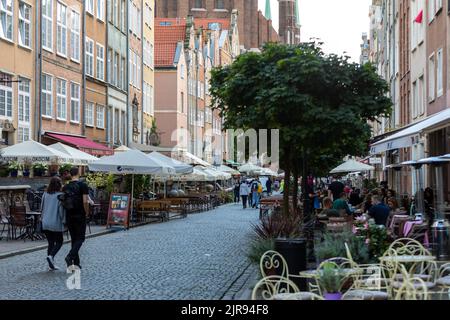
[0,0,35,147]
[155,0,277,50]
[107,0,128,147]
[278,0,300,45]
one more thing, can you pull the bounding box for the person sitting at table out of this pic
[387,197,399,212]
[41,176,66,271]
[368,195,390,226]
[332,193,352,216]
[322,197,340,217]
[349,188,363,207]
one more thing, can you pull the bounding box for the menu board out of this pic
[107,193,131,229]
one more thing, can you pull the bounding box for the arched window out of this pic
[193,0,203,8]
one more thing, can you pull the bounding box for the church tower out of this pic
[278,0,301,44]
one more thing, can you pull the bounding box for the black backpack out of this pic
[58,182,81,211]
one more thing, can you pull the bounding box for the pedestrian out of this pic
[63,167,90,269]
[332,192,352,216]
[368,195,390,226]
[233,180,240,203]
[41,176,66,271]
[327,176,344,201]
[266,177,272,195]
[256,180,263,208]
[251,179,259,208]
[239,180,249,209]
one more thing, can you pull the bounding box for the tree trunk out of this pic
[283,166,291,217]
[292,166,299,217]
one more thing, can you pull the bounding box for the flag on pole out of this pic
[414,9,423,23]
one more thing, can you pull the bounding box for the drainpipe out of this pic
[105,0,110,146]
[195,48,199,157]
[140,0,144,145]
[126,0,130,147]
[81,0,86,137]
[35,0,42,142]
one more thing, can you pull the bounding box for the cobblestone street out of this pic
[0,204,259,300]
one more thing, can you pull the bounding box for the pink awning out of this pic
[45,133,113,156]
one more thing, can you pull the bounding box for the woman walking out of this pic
[41,177,66,270]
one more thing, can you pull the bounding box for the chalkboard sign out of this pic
[107,193,131,229]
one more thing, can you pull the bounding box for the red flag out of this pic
[414,9,423,23]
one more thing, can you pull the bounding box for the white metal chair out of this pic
[252,276,323,300]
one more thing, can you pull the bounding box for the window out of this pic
[85,38,94,77]
[17,126,30,143]
[137,55,141,89]
[0,74,12,118]
[85,102,94,126]
[418,75,425,116]
[70,10,80,61]
[149,84,153,115]
[56,78,67,120]
[0,0,13,41]
[436,0,443,13]
[180,64,185,79]
[120,0,126,32]
[194,0,203,8]
[70,82,80,122]
[18,1,31,47]
[412,81,418,119]
[137,7,141,38]
[96,43,104,80]
[97,0,104,21]
[18,78,30,123]
[86,0,94,15]
[57,2,67,56]
[42,0,53,51]
[428,54,435,102]
[437,48,443,97]
[429,0,435,22]
[215,0,224,9]
[112,51,118,86]
[96,104,105,128]
[112,0,117,24]
[114,108,119,144]
[144,3,152,27]
[121,56,126,90]
[41,74,53,117]
[181,92,184,113]
[149,43,153,69]
[107,48,112,83]
[129,49,134,86]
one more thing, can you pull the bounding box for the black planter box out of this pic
[275,238,307,291]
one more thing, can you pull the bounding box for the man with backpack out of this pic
[61,167,89,269]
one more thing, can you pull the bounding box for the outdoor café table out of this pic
[26,212,44,241]
[299,268,362,279]
[378,255,436,277]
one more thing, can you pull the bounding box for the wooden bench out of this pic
[136,201,169,222]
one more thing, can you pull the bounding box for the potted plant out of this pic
[33,163,48,177]
[22,161,32,177]
[8,161,21,177]
[317,262,346,300]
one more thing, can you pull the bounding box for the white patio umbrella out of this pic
[147,152,193,175]
[89,149,176,215]
[180,166,213,182]
[216,164,240,175]
[259,167,278,177]
[330,159,375,174]
[0,140,70,164]
[184,152,212,167]
[238,163,263,175]
[48,142,98,165]
[114,145,131,153]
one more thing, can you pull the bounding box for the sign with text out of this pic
[369,157,382,164]
[107,193,131,229]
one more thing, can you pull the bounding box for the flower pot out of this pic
[275,238,307,290]
[10,170,18,177]
[33,169,43,177]
[324,293,342,300]
[23,170,30,177]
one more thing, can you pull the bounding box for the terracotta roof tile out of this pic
[155,22,187,67]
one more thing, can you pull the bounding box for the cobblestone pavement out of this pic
[0,204,259,300]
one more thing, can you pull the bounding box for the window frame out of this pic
[96,43,105,81]
[436,48,443,97]
[96,0,104,21]
[0,75,13,118]
[428,53,436,102]
[18,77,30,123]
[56,78,67,120]
[85,101,94,127]
[85,37,94,77]
[86,0,94,16]
[18,1,32,48]
[56,1,68,57]
[70,82,80,123]
[42,0,53,52]
[70,9,81,62]
[96,104,105,128]
[0,0,13,42]
[41,73,53,118]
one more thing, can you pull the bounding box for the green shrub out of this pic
[315,231,369,264]
[247,238,275,266]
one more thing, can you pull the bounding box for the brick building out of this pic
[155,0,278,50]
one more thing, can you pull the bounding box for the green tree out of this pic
[210,42,392,216]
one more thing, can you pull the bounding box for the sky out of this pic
[258,0,371,62]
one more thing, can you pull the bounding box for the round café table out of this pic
[378,255,436,278]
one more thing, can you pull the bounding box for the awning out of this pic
[45,133,113,156]
[370,108,450,154]
[183,152,212,167]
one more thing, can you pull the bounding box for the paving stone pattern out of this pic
[0,204,259,300]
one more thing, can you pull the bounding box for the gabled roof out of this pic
[155,22,187,67]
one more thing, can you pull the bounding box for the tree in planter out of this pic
[8,161,22,177]
[33,163,48,176]
[210,42,392,217]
